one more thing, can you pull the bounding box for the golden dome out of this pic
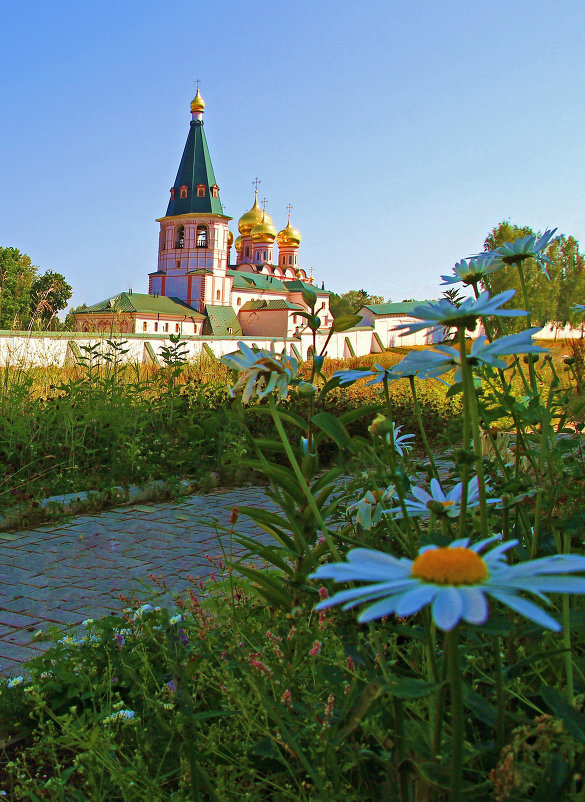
[234,234,243,252]
[238,192,265,235]
[251,211,277,243]
[276,218,301,248]
[227,230,234,247]
[190,89,205,114]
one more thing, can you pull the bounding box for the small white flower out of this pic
[348,487,397,530]
[387,476,500,520]
[169,614,183,625]
[7,676,24,688]
[82,618,94,628]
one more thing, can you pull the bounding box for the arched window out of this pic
[175,226,185,249]
[154,322,158,332]
[245,246,250,257]
[196,225,208,248]
[236,297,241,306]
[216,290,221,300]
[143,322,147,332]
[170,188,175,201]
[164,322,169,332]
[179,185,188,199]
[196,184,206,197]
[211,185,219,198]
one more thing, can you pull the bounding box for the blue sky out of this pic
[2,0,585,310]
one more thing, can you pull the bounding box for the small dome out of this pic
[276,219,301,248]
[238,192,265,235]
[190,89,205,114]
[234,234,243,252]
[251,212,277,243]
[227,230,234,247]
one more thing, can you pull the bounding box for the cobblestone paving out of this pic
[0,486,277,676]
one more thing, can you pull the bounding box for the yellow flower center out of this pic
[411,547,488,586]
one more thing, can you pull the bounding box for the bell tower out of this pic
[149,87,232,312]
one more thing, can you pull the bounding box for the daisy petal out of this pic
[432,588,464,631]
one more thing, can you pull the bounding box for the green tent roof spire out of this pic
[165,93,224,217]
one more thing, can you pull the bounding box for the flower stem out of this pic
[446,628,464,802]
[494,637,505,754]
[562,531,575,704]
[408,376,439,480]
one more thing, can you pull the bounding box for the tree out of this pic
[0,247,36,329]
[29,270,73,329]
[0,247,72,330]
[482,222,585,331]
[330,289,386,317]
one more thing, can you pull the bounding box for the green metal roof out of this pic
[165,120,224,216]
[228,270,330,295]
[81,292,205,318]
[203,305,243,336]
[360,301,431,316]
[283,279,331,295]
[240,299,302,311]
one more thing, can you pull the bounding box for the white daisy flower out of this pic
[311,537,585,631]
[222,341,298,404]
[386,476,500,520]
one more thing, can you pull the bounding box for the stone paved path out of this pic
[0,486,276,676]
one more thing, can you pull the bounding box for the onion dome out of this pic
[251,211,277,243]
[234,234,243,253]
[238,192,265,235]
[227,230,234,248]
[276,217,301,248]
[190,88,205,114]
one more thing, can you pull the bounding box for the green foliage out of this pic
[0,247,72,330]
[330,289,386,317]
[483,221,585,329]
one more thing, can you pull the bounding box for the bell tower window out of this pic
[175,226,185,249]
[179,185,188,199]
[196,225,208,248]
[211,185,219,198]
[196,184,206,197]
[170,188,175,200]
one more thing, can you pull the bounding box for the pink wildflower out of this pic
[281,689,292,709]
[309,640,322,657]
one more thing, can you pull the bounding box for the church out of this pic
[75,90,333,339]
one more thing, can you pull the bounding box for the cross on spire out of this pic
[286,203,293,221]
[195,78,201,91]
[261,196,268,211]
[252,177,261,195]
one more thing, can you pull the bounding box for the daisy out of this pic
[386,476,499,520]
[368,416,415,455]
[310,537,585,631]
[479,229,557,276]
[440,254,501,287]
[394,329,549,382]
[348,487,397,530]
[394,290,527,337]
[221,341,298,404]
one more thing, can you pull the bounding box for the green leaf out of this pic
[311,412,354,452]
[234,565,291,607]
[462,683,497,727]
[331,314,363,332]
[334,681,384,741]
[301,287,317,309]
[541,686,585,744]
[386,677,436,699]
[532,753,569,802]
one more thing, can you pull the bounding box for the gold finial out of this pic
[190,83,205,114]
